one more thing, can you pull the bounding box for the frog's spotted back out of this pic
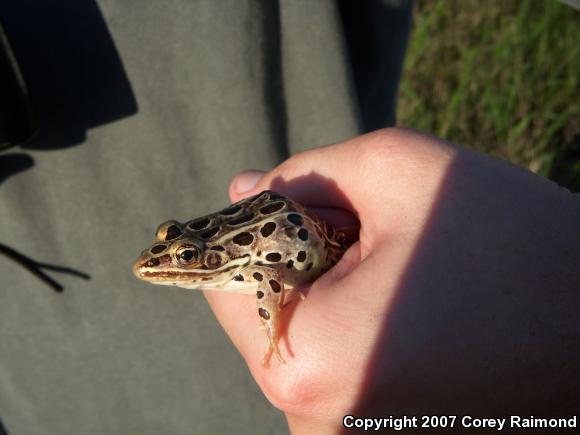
[133,190,346,366]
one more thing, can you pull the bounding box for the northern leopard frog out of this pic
[133,190,346,366]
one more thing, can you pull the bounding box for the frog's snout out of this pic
[132,250,152,279]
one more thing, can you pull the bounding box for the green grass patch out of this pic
[398,0,580,191]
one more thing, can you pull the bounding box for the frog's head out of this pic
[133,220,224,287]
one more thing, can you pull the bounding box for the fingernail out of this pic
[233,170,265,194]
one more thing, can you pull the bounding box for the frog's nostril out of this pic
[133,250,161,278]
[145,258,161,267]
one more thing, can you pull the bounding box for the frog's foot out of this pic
[246,266,286,367]
[262,340,285,367]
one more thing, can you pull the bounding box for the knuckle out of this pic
[260,367,325,416]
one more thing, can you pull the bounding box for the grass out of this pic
[398,0,580,191]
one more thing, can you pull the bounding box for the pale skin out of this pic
[204,128,580,434]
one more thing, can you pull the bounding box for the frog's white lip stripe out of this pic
[134,255,250,282]
[140,264,240,280]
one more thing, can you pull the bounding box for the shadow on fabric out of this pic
[0,0,136,293]
[0,0,137,151]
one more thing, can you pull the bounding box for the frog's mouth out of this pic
[132,252,250,287]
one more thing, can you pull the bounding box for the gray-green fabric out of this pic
[0,1,410,433]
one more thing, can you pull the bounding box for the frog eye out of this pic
[180,250,195,261]
[176,246,199,264]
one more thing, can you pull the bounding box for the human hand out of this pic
[205,128,580,433]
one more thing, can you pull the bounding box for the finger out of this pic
[229,128,456,229]
[229,171,360,232]
[203,291,263,369]
[229,170,265,198]
[230,136,369,212]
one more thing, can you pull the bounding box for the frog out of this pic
[133,190,346,366]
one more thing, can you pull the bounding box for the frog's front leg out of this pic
[240,266,286,366]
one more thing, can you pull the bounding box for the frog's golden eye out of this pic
[176,245,199,264]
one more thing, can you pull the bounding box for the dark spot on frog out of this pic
[257,290,264,299]
[257,250,262,256]
[220,205,242,216]
[260,201,285,215]
[233,232,254,246]
[202,277,212,281]
[258,307,270,320]
[234,274,244,281]
[287,213,303,226]
[269,280,281,293]
[165,225,183,241]
[298,228,309,241]
[260,222,276,237]
[306,262,313,271]
[188,217,211,231]
[150,244,166,254]
[297,251,306,262]
[286,260,294,269]
[228,213,255,226]
[266,252,281,262]
[201,226,220,239]
[209,245,225,251]
[253,272,263,281]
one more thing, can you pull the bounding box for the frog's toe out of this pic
[274,346,286,364]
[262,341,286,367]
[262,345,273,367]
